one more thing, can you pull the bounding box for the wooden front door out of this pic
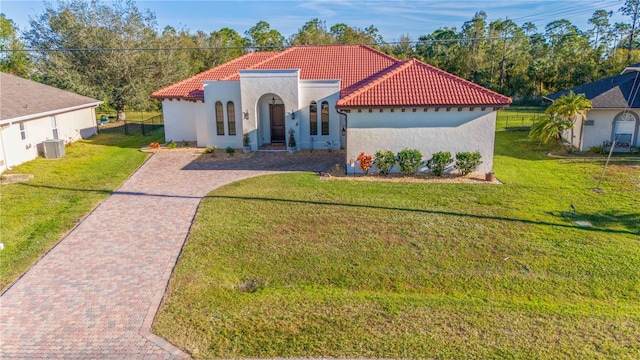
[270,104,285,143]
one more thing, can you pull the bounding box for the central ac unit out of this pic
[42,139,65,159]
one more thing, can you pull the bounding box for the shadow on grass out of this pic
[17,183,638,236]
[207,195,639,236]
[551,210,640,234]
[88,124,164,149]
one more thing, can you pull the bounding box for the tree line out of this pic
[2,0,640,120]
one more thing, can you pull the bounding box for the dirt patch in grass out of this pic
[0,174,34,184]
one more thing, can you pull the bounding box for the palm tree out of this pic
[533,91,592,153]
[528,114,574,151]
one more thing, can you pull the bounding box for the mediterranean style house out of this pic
[546,64,640,152]
[0,72,101,173]
[152,45,511,174]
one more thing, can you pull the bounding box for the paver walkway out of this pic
[1,151,341,359]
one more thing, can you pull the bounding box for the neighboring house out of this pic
[152,45,511,174]
[0,72,102,173]
[546,64,640,152]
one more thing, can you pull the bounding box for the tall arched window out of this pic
[612,111,636,144]
[321,101,329,135]
[227,101,236,136]
[309,101,318,135]
[215,101,224,135]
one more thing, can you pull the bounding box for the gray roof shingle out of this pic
[546,69,640,108]
[1,72,101,122]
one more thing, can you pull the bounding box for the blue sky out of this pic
[0,0,628,41]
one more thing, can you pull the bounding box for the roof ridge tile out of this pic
[151,51,272,97]
[220,48,292,80]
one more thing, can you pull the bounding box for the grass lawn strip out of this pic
[0,128,164,291]
[154,131,639,359]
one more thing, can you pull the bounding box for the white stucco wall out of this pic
[346,108,497,175]
[204,81,242,148]
[577,109,639,150]
[161,100,198,143]
[240,70,300,149]
[299,80,342,150]
[0,107,97,173]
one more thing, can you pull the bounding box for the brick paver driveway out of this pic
[0,150,342,359]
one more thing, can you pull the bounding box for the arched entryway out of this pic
[256,93,285,146]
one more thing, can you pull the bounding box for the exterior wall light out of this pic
[341,127,346,136]
[291,111,295,120]
[243,111,249,120]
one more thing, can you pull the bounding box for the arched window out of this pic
[215,101,224,135]
[321,101,329,135]
[227,101,236,136]
[612,111,636,144]
[309,101,318,135]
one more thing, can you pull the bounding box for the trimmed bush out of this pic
[426,151,452,176]
[454,151,482,176]
[396,148,423,175]
[373,150,396,175]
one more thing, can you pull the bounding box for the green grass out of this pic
[154,131,640,359]
[0,128,164,290]
[496,106,545,130]
[97,111,162,123]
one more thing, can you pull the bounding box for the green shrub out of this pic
[426,151,452,176]
[243,133,250,147]
[226,146,235,154]
[373,150,396,175]
[396,148,423,175]
[204,147,216,154]
[454,151,482,176]
[589,145,605,155]
[167,140,177,149]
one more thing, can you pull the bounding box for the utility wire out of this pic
[0,32,603,53]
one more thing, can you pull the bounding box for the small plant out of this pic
[150,142,160,150]
[589,145,605,155]
[226,146,235,154]
[288,128,296,148]
[373,150,396,175]
[396,148,423,175]
[182,140,189,147]
[243,133,250,147]
[454,151,482,176]
[167,140,177,149]
[356,152,373,175]
[204,147,215,154]
[426,151,452,176]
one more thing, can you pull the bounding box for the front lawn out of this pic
[0,128,164,290]
[154,131,639,359]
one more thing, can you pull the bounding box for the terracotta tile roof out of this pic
[337,59,512,107]
[151,51,279,100]
[222,45,398,93]
[152,45,511,107]
[1,72,102,122]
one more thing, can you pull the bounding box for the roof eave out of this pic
[0,101,103,125]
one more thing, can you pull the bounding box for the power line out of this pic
[0,32,601,53]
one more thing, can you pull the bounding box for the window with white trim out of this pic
[614,112,636,144]
[51,116,59,139]
[321,101,329,135]
[227,101,236,136]
[19,122,27,140]
[215,101,224,135]
[309,101,318,136]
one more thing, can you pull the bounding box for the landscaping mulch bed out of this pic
[322,171,501,184]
